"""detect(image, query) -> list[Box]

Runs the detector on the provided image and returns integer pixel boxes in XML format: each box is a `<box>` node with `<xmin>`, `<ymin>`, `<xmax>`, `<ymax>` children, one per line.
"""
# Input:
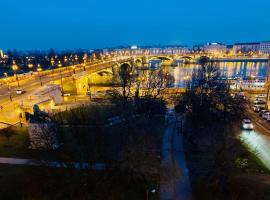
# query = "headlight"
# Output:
<box><xmin>243</xmin><ymin>124</ymin><xmax>248</xmax><ymax>129</ymax></box>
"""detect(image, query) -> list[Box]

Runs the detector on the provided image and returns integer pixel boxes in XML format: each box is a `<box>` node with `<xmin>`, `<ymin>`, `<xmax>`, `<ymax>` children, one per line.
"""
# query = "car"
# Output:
<box><xmin>259</xmin><ymin>109</ymin><xmax>268</xmax><ymax>117</ymax></box>
<box><xmin>262</xmin><ymin>112</ymin><xmax>270</xmax><ymax>120</ymax></box>
<box><xmin>256</xmin><ymin>94</ymin><xmax>266</xmax><ymax>99</ymax></box>
<box><xmin>267</xmin><ymin>115</ymin><xmax>270</xmax><ymax>122</ymax></box>
<box><xmin>16</xmin><ymin>89</ymin><xmax>26</xmax><ymax>94</ymax></box>
<box><xmin>253</xmin><ymin>105</ymin><xmax>263</xmax><ymax>112</ymax></box>
<box><xmin>241</xmin><ymin>119</ymin><xmax>254</xmax><ymax>130</ymax></box>
<box><xmin>254</xmin><ymin>100</ymin><xmax>266</xmax><ymax>105</ymax></box>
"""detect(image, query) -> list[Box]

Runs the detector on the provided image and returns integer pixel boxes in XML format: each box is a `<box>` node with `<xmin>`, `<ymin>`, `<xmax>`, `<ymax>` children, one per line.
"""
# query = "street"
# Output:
<box><xmin>240</xmin><ymin>110</ymin><xmax>270</xmax><ymax>169</ymax></box>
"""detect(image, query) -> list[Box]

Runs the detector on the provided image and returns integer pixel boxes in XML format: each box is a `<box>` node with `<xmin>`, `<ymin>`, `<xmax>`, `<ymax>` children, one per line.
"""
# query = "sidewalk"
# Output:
<box><xmin>0</xmin><ymin>157</ymin><xmax>106</xmax><ymax>170</ymax></box>
<box><xmin>160</xmin><ymin>110</ymin><xmax>192</xmax><ymax>200</ymax></box>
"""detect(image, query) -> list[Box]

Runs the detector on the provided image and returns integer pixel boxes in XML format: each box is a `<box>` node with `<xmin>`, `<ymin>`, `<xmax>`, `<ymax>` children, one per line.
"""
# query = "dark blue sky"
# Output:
<box><xmin>1</xmin><ymin>0</ymin><xmax>270</xmax><ymax>50</ymax></box>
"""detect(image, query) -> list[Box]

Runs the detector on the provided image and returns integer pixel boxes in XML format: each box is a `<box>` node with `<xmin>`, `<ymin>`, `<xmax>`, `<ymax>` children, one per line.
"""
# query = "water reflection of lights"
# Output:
<box><xmin>240</xmin><ymin>130</ymin><xmax>270</xmax><ymax>169</ymax></box>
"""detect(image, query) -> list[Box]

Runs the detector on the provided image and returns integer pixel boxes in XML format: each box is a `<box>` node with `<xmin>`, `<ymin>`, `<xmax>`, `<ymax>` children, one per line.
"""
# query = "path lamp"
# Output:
<box><xmin>28</xmin><ymin>63</ymin><xmax>33</xmax><ymax>76</ymax></box>
<box><xmin>11</xmin><ymin>61</ymin><xmax>20</xmax><ymax>88</ymax></box>
<box><xmin>64</xmin><ymin>56</ymin><xmax>68</xmax><ymax>70</ymax></box>
<box><xmin>3</xmin><ymin>72</ymin><xmax>9</xmax><ymax>88</ymax></box>
<box><xmin>83</xmin><ymin>53</ymin><xmax>87</xmax><ymax>71</ymax></box>
<box><xmin>72</xmin><ymin>65</ymin><xmax>76</xmax><ymax>74</ymax></box>
<box><xmin>37</xmin><ymin>64</ymin><xmax>43</xmax><ymax>86</ymax></box>
<box><xmin>3</xmin><ymin>72</ymin><xmax>12</xmax><ymax>102</ymax></box>
<box><xmin>58</xmin><ymin>62</ymin><xmax>64</xmax><ymax>96</ymax></box>
<box><xmin>50</xmin><ymin>58</ymin><xmax>55</xmax><ymax>73</ymax></box>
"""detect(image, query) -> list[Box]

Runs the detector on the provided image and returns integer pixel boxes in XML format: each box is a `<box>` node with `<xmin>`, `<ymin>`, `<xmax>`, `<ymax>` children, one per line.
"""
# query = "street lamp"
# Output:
<box><xmin>72</xmin><ymin>65</ymin><xmax>76</xmax><ymax>74</ymax></box>
<box><xmin>64</xmin><ymin>56</ymin><xmax>68</xmax><ymax>70</ymax></box>
<box><xmin>50</xmin><ymin>58</ymin><xmax>55</xmax><ymax>73</ymax></box>
<box><xmin>37</xmin><ymin>64</ymin><xmax>43</xmax><ymax>86</ymax></box>
<box><xmin>83</xmin><ymin>53</ymin><xmax>87</xmax><ymax>71</ymax></box>
<box><xmin>58</xmin><ymin>62</ymin><xmax>64</xmax><ymax>96</ymax></box>
<box><xmin>4</xmin><ymin>72</ymin><xmax>12</xmax><ymax>102</ymax></box>
<box><xmin>28</xmin><ymin>63</ymin><xmax>33</xmax><ymax>75</ymax></box>
<box><xmin>11</xmin><ymin>61</ymin><xmax>20</xmax><ymax>88</ymax></box>
<box><xmin>28</xmin><ymin>63</ymin><xmax>33</xmax><ymax>70</ymax></box>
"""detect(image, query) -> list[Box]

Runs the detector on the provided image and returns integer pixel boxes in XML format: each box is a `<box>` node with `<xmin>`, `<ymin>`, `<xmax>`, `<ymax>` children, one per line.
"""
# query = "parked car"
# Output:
<box><xmin>256</xmin><ymin>94</ymin><xmax>266</xmax><ymax>99</ymax></box>
<box><xmin>253</xmin><ymin>105</ymin><xmax>263</xmax><ymax>112</ymax></box>
<box><xmin>16</xmin><ymin>89</ymin><xmax>26</xmax><ymax>94</ymax></box>
<box><xmin>262</xmin><ymin>112</ymin><xmax>270</xmax><ymax>120</ymax></box>
<box><xmin>241</xmin><ymin>119</ymin><xmax>254</xmax><ymax>130</ymax></box>
<box><xmin>254</xmin><ymin>100</ymin><xmax>266</xmax><ymax>105</ymax></box>
<box><xmin>259</xmin><ymin>109</ymin><xmax>268</xmax><ymax>117</ymax></box>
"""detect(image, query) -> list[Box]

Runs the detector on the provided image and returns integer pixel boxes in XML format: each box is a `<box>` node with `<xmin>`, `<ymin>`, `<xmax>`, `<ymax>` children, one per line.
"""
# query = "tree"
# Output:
<box><xmin>118</xmin><ymin>63</ymin><xmax>132</xmax><ymax>102</ymax></box>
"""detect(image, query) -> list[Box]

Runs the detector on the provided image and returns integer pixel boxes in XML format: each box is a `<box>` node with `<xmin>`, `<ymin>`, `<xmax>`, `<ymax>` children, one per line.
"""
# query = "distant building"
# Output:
<box><xmin>259</xmin><ymin>41</ymin><xmax>270</xmax><ymax>55</ymax></box>
<box><xmin>204</xmin><ymin>43</ymin><xmax>227</xmax><ymax>55</ymax></box>
<box><xmin>149</xmin><ymin>46</ymin><xmax>189</xmax><ymax>55</ymax></box>
<box><xmin>233</xmin><ymin>42</ymin><xmax>260</xmax><ymax>53</ymax></box>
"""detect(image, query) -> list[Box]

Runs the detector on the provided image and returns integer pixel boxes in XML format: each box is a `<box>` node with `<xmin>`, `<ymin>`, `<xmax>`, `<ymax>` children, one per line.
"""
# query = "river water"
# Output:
<box><xmin>159</xmin><ymin>61</ymin><xmax>268</xmax><ymax>88</ymax></box>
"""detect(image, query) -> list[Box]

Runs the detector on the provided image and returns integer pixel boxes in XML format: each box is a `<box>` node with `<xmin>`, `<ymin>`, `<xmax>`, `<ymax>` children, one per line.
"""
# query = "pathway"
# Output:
<box><xmin>0</xmin><ymin>157</ymin><xmax>106</xmax><ymax>170</ymax></box>
<box><xmin>160</xmin><ymin>109</ymin><xmax>192</xmax><ymax>200</ymax></box>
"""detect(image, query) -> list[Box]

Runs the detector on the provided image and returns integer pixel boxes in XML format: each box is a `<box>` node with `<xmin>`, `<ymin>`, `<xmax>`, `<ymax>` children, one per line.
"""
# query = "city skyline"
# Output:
<box><xmin>1</xmin><ymin>0</ymin><xmax>270</xmax><ymax>50</ymax></box>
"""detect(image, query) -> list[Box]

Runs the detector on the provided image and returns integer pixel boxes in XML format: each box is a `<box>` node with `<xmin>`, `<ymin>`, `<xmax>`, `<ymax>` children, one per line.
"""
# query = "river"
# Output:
<box><xmin>159</xmin><ymin>61</ymin><xmax>268</xmax><ymax>88</ymax></box>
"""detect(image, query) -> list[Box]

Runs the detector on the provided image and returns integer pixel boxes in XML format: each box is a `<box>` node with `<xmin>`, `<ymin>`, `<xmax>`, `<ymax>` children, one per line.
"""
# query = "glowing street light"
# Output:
<box><xmin>83</xmin><ymin>53</ymin><xmax>87</xmax><ymax>71</ymax></box>
<box><xmin>50</xmin><ymin>58</ymin><xmax>55</xmax><ymax>73</ymax></box>
<box><xmin>11</xmin><ymin>61</ymin><xmax>20</xmax><ymax>88</ymax></box>
<box><xmin>37</xmin><ymin>64</ymin><xmax>43</xmax><ymax>86</ymax></box>
<box><xmin>28</xmin><ymin>63</ymin><xmax>33</xmax><ymax>69</ymax></box>
<box><xmin>72</xmin><ymin>65</ymin><xmax>76</xmax><ymax>74</ymax></box>
<box><xmin>58</xmin><ymin>62</ymin><xmax>64</xmax><ymax>95</ymax></box>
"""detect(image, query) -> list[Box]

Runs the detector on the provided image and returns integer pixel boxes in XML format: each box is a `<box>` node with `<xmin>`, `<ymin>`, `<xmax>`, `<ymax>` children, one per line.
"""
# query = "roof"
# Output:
<box><xmin>234</xmin><ymin>42</ymin><xmax>260</xmax><ymax>45</ymax></box>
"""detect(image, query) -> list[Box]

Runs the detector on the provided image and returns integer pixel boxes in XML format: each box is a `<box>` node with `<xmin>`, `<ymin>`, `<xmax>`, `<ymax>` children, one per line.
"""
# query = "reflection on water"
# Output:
<box><xmin>240</xmin><ymin>130</ymin><xmax>270</xmax><ymax>170</ymax></box>
<box><xmin>162</xmin><ymin>62</ymin><xmax>268</xmax><ymax>88</ymax></box>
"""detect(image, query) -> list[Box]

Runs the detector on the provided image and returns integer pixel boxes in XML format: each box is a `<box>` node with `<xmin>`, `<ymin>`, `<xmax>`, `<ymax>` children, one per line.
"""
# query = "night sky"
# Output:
<box><xmin>1</xmin><ymin>0</ymin><xmax>270</xmax><ymax>50</ymax></box>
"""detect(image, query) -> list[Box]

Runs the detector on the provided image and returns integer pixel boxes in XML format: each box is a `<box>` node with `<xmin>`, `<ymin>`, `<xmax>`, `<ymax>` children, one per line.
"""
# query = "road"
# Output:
<box><xmin>160</xmin><ymin>109</ymin><xmax>192</xmax><ymax>200</ymax></box>
<box><xmin>240</xmin><ymin>110</ymin><xmax>270</xmax><ymax>169</ymax></box>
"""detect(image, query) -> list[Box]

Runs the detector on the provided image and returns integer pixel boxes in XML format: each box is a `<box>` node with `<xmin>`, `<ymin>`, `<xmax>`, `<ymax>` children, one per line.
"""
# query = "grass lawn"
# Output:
<box><xmin>0</xmin><ymin>164</ymin><xmax>147</xmax><ymax>200</ymax></box>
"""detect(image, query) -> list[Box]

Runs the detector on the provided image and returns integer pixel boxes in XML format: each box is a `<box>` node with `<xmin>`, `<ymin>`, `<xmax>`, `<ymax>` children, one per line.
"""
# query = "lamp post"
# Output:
<box><xmin>64</xmin><ymin>56</ymin><xmax>68</xmax><ymax>70</ymax></box>
<box><xmin>3</xmin><ymin>72</ymin><xmax>12</xmax><ymax>101</ymax></box>
<box><xmin>28</xmin><ymin>63</ymin><xmax>33</xmax><ymax>76</ymax></box>
<box><xmin>72</xmin><ymin>65</ymin><xmax>76</xmax><ymax>74</ymax></box>
<box><xmin>58</xmin><ymin>62</ymin><xmax>64</xmax><ymax>96</ymax></box>
<box><xmin>11</xmin><ymin>61</ymin><xmax>20</xmax><ymax>88</ymax></box>
<box><xmin>37</xmin><ymin>64</ymin><xmax>43</xmax><ymax>86</ymax></box>
<box><xmin>83</xmin><ymin>53</ymin><xmax>87</xmax><ymax>71</ymax></box>
<box><xmin>50</xmin><ymin>58</ymin><xmax>55</xmax><ymax>73</ymax></box>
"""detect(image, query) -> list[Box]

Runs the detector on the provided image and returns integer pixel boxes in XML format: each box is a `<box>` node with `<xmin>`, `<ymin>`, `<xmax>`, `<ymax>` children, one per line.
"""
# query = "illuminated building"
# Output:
<box><xmin>259</xmin><ymin>41</ymin><xmax>270</xmax><ymax>55</ymax></box>
<box><xmin>233</xmin><ymin>42</ymin><xmax>260</xmax><ymax>53</ymax></box>
<box><xmin>203</xmin><ymin>43</ymin><xmax>227</xmax><ymax>56</ymax></box>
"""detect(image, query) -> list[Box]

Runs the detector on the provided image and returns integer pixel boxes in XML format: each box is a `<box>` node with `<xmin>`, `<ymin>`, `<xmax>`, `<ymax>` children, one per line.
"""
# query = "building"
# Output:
<box><xmin>233</xmin><ymin>42</ymin><xmax>260</xmax><ymax>53</ymax></box>
<box><xmin>204</xmin><ymin>43</ymin><xmax>227</xmax><ymax>55</ymax></box>
<box><xmin>149</xmin><ymin>46</ymin><xmax>189</xmax><ymax>55</ymax></box>
<box><xmin>259</xmin><ymin>41</ymin><xmax>270</xmax><ymax>55</ymax></box>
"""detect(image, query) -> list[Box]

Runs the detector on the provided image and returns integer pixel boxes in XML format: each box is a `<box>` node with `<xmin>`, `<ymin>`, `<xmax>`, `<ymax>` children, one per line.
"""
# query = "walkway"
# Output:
<box><xmin>0</xmin><ymin>157</ymin><xmax>106</xmax><ymax>170</ymax></box>
<box><xmin>160</xmin><ymin>110</ymin><xmax>192</xmax><ymax>200</ymax></box>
